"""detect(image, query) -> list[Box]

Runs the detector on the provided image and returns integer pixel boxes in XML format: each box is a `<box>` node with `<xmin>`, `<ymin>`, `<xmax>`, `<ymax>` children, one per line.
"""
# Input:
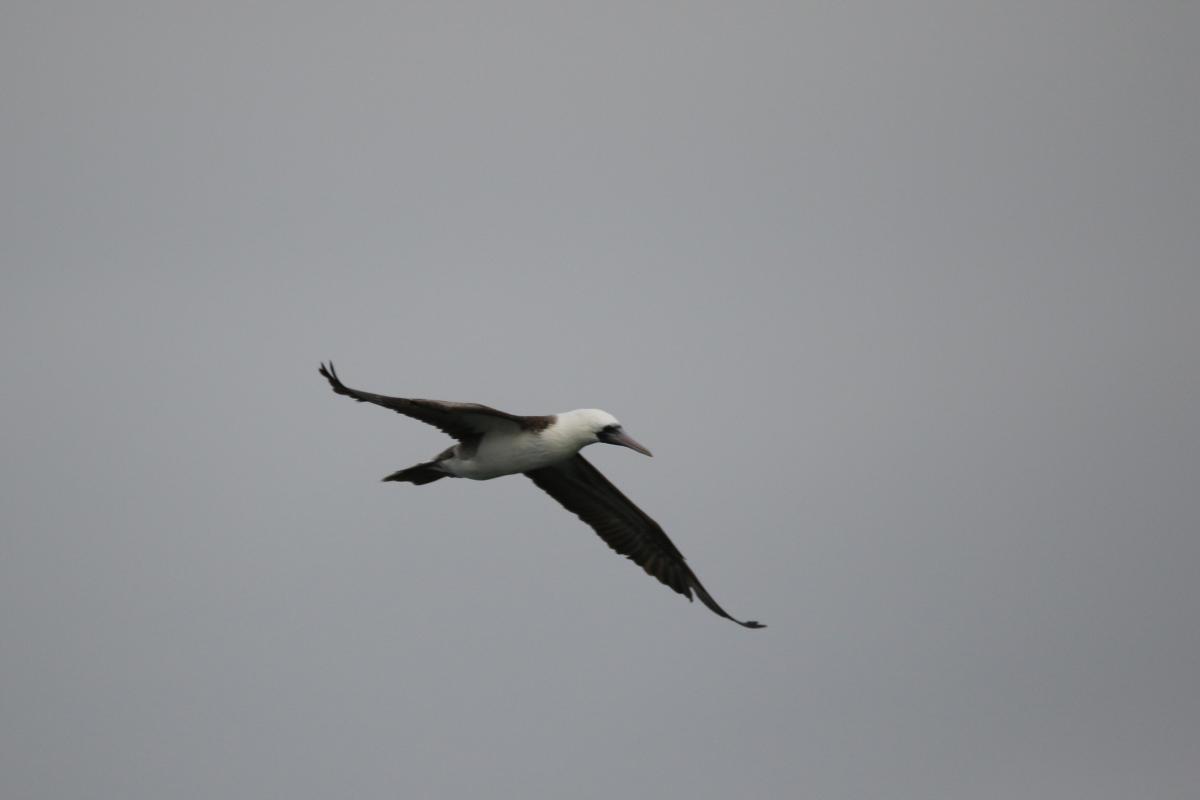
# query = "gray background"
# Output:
<box><xmin>3</xmin><ymin>2</ymin><xmax>1197</xmax><ymax>798</ymax></box>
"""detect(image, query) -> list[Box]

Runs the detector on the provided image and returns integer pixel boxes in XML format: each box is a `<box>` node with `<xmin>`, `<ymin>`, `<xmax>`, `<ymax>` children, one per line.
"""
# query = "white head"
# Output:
<box><xmin>554</xmin><ymin>409</ymin><xmax>654</xmax><ymax>457</ymax></box>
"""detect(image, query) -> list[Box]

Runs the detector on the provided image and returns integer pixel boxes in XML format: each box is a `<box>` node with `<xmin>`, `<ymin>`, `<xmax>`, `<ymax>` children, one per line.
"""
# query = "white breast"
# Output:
<box><xmin>442</xmin><ymin>429</ymin><xmax>577</xmax><ymax>480</ymax></box>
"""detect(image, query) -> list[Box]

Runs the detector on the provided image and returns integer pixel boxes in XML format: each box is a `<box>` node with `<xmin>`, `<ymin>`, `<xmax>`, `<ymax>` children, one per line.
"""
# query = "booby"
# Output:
<box><xmin>318</xmin><ymin>363</ymin><xmax>764</xmax><ymax>629</ymax></box>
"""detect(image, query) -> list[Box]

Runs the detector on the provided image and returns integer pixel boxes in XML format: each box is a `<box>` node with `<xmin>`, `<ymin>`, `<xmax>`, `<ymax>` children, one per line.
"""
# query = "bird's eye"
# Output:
<box><xmin>601</xmin><ymin>424</ymin><xmax>619</xmax><ymax>434</ymax></box>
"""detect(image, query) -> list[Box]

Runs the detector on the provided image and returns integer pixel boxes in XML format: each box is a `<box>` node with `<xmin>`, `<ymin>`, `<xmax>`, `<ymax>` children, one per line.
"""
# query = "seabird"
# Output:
<box><xmin>318</xmin><ymin>362</ymin><xmax>764</xmax><ymax>629</ymax></box>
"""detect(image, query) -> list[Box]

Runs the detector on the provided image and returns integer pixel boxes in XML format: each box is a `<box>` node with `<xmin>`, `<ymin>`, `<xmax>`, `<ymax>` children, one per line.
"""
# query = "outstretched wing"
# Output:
<box><xmin>525</xmin><ymin>455</ymin><xmax>764</xmax><ymax>629</ymax></box>
<box><xmin>319</xmin><ymin>362</ymin><xmax>551</xmax><ymax>441</ymax></box>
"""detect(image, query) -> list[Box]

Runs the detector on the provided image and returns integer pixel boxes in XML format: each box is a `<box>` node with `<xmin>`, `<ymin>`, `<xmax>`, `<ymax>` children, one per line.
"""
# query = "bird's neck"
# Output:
<box><xmin>544</xmin><ymin>410</ymin><xmax>598</xmax><ymax>454</ymax></box>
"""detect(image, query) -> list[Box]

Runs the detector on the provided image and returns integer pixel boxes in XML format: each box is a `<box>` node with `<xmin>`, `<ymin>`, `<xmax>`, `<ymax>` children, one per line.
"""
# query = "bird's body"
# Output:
<box><xmin>434</xmin><ymin>410</ymin><xmax>621</xmax><ymax>480</ymax></box>
<box><xmin>318</xmin><ymin>362</ymin><xmax>763</xmax><ymax>628</ymax></box>
<box><xmin>440</xmin><ymin>428</ymin><xmax>560</xmax><ymax>480</ymax></box>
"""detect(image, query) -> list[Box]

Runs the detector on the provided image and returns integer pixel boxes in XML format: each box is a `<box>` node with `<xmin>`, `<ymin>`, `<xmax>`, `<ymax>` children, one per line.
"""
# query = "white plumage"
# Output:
<box><xmin>442</xmin><ymin>409</ymin><xmax>622</xmax><ymax>479</ymax></box>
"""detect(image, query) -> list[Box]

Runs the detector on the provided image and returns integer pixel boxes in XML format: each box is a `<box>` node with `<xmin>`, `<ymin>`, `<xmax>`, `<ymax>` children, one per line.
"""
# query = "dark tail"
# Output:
<box><xmin>382</xmin><ymin>462</ymin><xmax>447</xmax><ymax>486</ymax></box>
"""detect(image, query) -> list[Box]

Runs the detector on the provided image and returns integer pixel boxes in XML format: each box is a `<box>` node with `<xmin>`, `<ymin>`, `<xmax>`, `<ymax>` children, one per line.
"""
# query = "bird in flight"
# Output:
<box><xmin>318</xmin><ymin>362</ymin><xmax>764</xmax><ymax>628</ymax></box>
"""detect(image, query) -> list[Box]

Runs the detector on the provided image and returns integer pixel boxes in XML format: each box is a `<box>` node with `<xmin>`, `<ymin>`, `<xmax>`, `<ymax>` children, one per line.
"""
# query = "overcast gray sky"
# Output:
<box><xmin>3</xmin><ymin>3</ymin><xmax>1198</xmax><ymax>798</ymax></box>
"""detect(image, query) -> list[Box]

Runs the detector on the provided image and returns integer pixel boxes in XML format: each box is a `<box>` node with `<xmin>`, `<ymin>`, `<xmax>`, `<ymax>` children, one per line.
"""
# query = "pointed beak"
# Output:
<box><xmin>600</xmin><ymin>429</ymin><xmax>653</xmax><ymax>457</ymax></box>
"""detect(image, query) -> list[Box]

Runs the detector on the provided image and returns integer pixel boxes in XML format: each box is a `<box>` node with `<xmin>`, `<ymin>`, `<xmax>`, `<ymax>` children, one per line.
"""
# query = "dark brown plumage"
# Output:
<box><xmin>319</xmin><ymin>362</ymin><xmax>554</xmax><ymax>439</ymax></box>
<box><xmin>526</xmin><ymin>455</ymin><xmax>764</xmax><ymax>629</ymax></box>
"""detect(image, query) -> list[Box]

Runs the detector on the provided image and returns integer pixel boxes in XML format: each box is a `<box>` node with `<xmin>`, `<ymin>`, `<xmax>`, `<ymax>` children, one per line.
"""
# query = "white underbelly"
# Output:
<box><xmin>442</xmin><ymin>432</ymin><xmax>570</xmax><ymax>480</ymax></box>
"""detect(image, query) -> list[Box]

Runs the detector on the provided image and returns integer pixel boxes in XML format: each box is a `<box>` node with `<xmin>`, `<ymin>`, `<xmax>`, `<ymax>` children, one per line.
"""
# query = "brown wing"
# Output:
<box><xmin>319</xmin><ymin>362</ymin><xmax>551</xmax><ymax>442</ymax></box>
<box><xmin>525</xmin><ymin>455</ymin><xmax>764</xmax><ymax>629</ymax></box>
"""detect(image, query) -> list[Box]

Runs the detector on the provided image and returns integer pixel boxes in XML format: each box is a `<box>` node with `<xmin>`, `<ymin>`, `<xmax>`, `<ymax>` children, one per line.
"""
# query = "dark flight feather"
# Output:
<box><xmin>525</xmin><ymin>455</ymin><xmax>764</xmax><ymax>629</ymax></box>
<box><xmin>319</xmin><ymin>362</ymin><xmax>552</xmax><ymax>441</ymax></box>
